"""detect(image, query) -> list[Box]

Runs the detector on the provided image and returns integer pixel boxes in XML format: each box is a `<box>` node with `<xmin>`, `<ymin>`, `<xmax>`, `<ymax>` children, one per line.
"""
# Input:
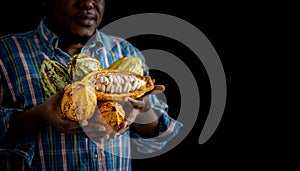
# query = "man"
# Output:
<box><xmin>0</xmin><ymin>0</ymin><xmax>182</xmax><ymax>170</ymax></box>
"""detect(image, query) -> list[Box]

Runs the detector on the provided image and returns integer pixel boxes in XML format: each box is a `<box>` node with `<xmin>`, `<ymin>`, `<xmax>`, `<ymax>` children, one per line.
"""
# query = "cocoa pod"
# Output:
<box><xmin>81</xmin><ymin>70</ymin><xmax>155</xmax><ymax>101</ymax></box>
<box><xmin>39</xmin><ymin>59</ymin><xmax>71</xmax><ymax>98</ymax></box>
<box><xmin>67</xmin><ymin>53</ymin><xmax>102</xmax><ymax>81</ymax></box>
<box><xmin>61</xmin><ymin>81</ymin><xmax>97</xmax><ymax>121</ymax></box>
<box><xmin>95</xmin><ymin>101</ymin><xmax>125</xmax><ymax>133</ymax></box>
<box><xmin>107</xmin><ymin>56</ymin><xmax>144</xmax><ymax>76</ymax></box>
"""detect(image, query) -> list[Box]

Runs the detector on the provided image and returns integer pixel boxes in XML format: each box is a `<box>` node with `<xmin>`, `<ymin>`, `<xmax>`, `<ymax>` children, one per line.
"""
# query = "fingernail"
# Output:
<box><xmin>105</xmin><ymin>134</ymin><xmax>110</xmax><ymax>140</ymax></box>
<box><xmin>122</xmin><ymin>97</ymin><xmax>128</xmax><ymax>102</ymax></box>
<box><xmin>64</xmin><ymin>84</ymin><xmax>71</xmax><ymax>90</ymax></box>
<box><xmin>98</xmin><ymin>125</ymin><xmax>106</xmax><ymax>131</ymax></box>
<box><xmin>81</xmin><ymin>120</ymin><xmax>88</xmax><ymax>126</ymax></box>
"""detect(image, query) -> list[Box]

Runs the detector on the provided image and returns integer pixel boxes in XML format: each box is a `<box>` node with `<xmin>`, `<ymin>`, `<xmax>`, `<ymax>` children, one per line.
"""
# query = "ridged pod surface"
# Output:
<box><xmin>107</xmin><ymin>56</ymin><xmax>144</xmax><ymax>76</ymax></box>
<box><xmin>61</xmin><ymin>81</ymin><xmax>97</xmax><ymax>121</ymax></box>
<box><xmin>82</xmin><ymin>70</ymin><xmax>154</xmax><ymax>101</ymax></box>
<box><xmin>95</xmin><ymin>101</ymin><xmax>125</xmax><ymax>132</ymax></box>
<box><xmin>67</xmin><ymin>53</ymin><xmax>102</xmax><ymax>81</ymax></box>
<box><xmin>39</xmin><ymin>59</ymin><xmax>71</xmax><ymax>98</ymax></box>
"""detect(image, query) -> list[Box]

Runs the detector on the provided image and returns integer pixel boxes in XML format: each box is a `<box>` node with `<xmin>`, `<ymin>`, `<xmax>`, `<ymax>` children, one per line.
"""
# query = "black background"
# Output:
<box><xmin>0</xmin><ymin>0</ymin><xmax>292</xmax><ymax>170</ymax></box>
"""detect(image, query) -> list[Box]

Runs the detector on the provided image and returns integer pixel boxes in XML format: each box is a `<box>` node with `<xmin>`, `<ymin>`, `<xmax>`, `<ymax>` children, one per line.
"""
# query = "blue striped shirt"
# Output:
<box><xmin>0</xmin><ymin>18</ymin><xmax>182</xmax><ymax>170</ymax></box>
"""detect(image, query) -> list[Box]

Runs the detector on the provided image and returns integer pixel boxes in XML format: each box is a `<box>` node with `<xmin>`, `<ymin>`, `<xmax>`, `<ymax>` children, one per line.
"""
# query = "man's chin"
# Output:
<box><xmin>72</xmin><ymin>28</ymin><xmax>96</xmax><ymax>39</ymax></box>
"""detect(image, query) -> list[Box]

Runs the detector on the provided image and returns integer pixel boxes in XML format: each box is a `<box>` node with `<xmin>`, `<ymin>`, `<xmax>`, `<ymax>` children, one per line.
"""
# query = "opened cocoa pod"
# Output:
<box><xmin>81</xmin><ymin>70</ymin><xmax>155</xmax><ymax>101</ymax></box>
<box><xmin>61</xmin><ymin>81</ymin><xmax>97</xmax><ymax>121</ymax></box>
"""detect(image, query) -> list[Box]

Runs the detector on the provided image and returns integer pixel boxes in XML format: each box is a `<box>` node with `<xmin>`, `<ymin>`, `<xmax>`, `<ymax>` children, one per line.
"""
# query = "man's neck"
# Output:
<box><xmin>59</xmin><ymin>42</ymin><xmax>85</xmax><ymax>56</ymax></box>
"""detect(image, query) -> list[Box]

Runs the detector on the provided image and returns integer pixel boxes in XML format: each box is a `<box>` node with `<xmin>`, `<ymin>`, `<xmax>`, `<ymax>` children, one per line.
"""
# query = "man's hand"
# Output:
<box><xmin>38</xmin><ymin>87</ymin><xmax>83</xmax><ymax>134</ymax></box>
<box><xmin>117</xmin><ymin>85</ymin><xmax>165</xmax><ymax>137</ymax></box>
<box><xmin>41</xmin><ymin>86</ymin><xmax>109</xmax><ymax>140</ymax></box>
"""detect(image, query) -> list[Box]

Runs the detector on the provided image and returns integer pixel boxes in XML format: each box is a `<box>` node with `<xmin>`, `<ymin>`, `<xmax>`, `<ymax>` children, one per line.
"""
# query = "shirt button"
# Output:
<box><xmin>94</xmin><ymin>154</ymin><xmax>98</xmax><ymax>158</ymax></box>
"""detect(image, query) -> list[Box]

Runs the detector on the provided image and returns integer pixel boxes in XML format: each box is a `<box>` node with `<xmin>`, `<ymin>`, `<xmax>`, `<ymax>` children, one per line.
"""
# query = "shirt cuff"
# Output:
<box><xmin>130</xmin><ymin>112</ymin><xmax>183</xmax><ymax>154</ymax></box>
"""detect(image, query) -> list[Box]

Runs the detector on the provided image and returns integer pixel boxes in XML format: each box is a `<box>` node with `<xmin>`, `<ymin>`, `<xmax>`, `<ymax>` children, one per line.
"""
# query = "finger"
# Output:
<box><xmin>64</xmin><ymin>84</ymin><xmax>71</xmax><ymax>91</ymax></box>
<box><xmin>82</xmin><ymin>125</ymin><xmax>107</xmax><ymax>140</ymax></box>
<box><xmin>81</xmin><ymin>123</ymin><xmax>107</xmax><ymax>131</ymax></box>
<box><xmin>120</xmin><ymin>120</ymin><xmax>130</xmax><ymax>129</ymax></box>
<box><xmin>57</xmin><ymin>120</ymin><xmax>83</xmax><ymax>134</ymax></box>
<box><xmin>107</xmin><ymin>132</ymin><xmax>118</xmax><ymax>140</ymax></box>
<box><xmin>135</xmin><ymin>84</ymin><xmax>165</xmax><ymax>98</ymax></box>
<box><xmin>47</xmin><ymin>86</ymin><xmax>68</xmax><ymax>109</ymax></box>
<box><xmin>69</xmin><ymin>127</ymin><xmax>85</xmax><ymax>134</ymax></box>
<box><xmin>54</xmin><ymin>85</ymin><xmax>68</xmax><ymax>100</ymax></box>
<box><xmin>151</xmin><ymin>85</ymin><xmax>165</xmax><ymax>94</ymax></box>
<box><xmin>88</xmin><ymin>131</ymin><xmax>107</xmax><ymax>141</ymax></box>
<box><xmin>65</xmin><ymin>122</ymin><xmax>82</xmax><ymax>130</ymax></box>
<box><xmin>125</xmin><ymin>109</ymin><xmax>139</xmax><ymax>124</ymax></box>
<box><xmin>60</xmin><ymin>121</ymin><xmax>82</xmax><ymax>132</ymax></box>
<box><xmin>118</xmin><ymin>125</ymin><xmax>129</xmax><ymax>135</ymax></box>
<box><xmin>85</xmin><ymin>129</ymin><xmax>106</xmax><ymax>135</ymax></box>
<box><xmin>119</xmin><ymin>121</ymin><xmax>127</xmax><ymax>129</ymax></box>
<box><xmin>125</xmin><ymin>97</ymin><xmax>146</xmax><ymax>109</ymax></box>
<box><xmin>104</xmin><ymin>134</ymin><xmax>110</xmax><ymax>140</ymax></box>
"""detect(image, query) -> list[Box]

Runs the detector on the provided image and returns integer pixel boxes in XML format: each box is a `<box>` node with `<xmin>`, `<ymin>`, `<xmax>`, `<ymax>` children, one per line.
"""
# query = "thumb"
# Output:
<box><xmin>53</xmin><ymin>84</ymin><xmax>70</xmax><ymax>101</ymax></box>
<box><xmin>151</xmin><ymin>85</ymin><xmax>165</xmax><ymax>94</ymax></box>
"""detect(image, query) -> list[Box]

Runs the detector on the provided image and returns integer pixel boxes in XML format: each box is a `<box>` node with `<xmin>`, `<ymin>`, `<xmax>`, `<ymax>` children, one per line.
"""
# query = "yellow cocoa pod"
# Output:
<box><xmin>95</xmin><ymin>101</ymin><xmax>125</xmax><ymax>133</ymax></box>
<box><xmin>67</xmin><ymin>53</ymin><xmax>102</xmax><ymax>81</ymax></box>
<box><xmin>81</xmin><ymin>70</ymin><xmax>154</xmax><ymax>101</ymax></box>
<box><xmin>107</xmin><ymin>56</ymin><xmax>144</xmax><ymax>75</ymax></box>
<box><xmin>61</xmin><ymin>81</ymin><xmax>97</xmax><ymax>121</ymax></box>
<box><xmin>39</xmin><ymin>59</ymin><xmax>71</xmax><ymax>98</ymax></box>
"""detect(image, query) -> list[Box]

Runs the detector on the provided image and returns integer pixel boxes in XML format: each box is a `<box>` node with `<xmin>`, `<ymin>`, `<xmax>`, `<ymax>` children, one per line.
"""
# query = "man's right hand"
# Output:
<box><xmin>38</xmin><ymin>87</ymin><xmax>84</xmax><ymax>134</ymax></box>
<box><xmin>41</xmin><ymin>87</ymin><xmax>114</xmax><ymax>141</ymax></box>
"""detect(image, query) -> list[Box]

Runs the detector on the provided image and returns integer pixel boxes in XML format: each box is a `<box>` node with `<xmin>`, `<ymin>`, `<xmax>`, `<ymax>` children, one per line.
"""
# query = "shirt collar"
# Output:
<box><xmin>37</xmin><ymin>17</ymin><xmax>59</xmax><ymax>58</ymax></box>
<box><xmin>81</xmin><ymin>30</ymin><xmax>104</xmax><ymax>56</ymax></box>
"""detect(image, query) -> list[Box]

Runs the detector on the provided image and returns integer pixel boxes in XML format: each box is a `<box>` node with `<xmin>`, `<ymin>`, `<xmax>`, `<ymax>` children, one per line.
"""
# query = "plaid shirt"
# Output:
<box><xmin>0</xmin><ymin>17</ymin><xmax>182</xmax><ymax>171</ymax></box>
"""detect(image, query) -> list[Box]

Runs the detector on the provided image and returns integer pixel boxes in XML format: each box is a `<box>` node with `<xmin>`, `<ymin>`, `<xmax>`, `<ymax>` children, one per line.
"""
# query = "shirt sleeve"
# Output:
<box><xmin>0</xmin><ymin>58</ymin><xmax>37</xmax><ymax>165</ymax></box>
<box><xmin>129</xmin><ymin>94</ymin><xmax>183</xmax><ymax>154</ymax></box>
